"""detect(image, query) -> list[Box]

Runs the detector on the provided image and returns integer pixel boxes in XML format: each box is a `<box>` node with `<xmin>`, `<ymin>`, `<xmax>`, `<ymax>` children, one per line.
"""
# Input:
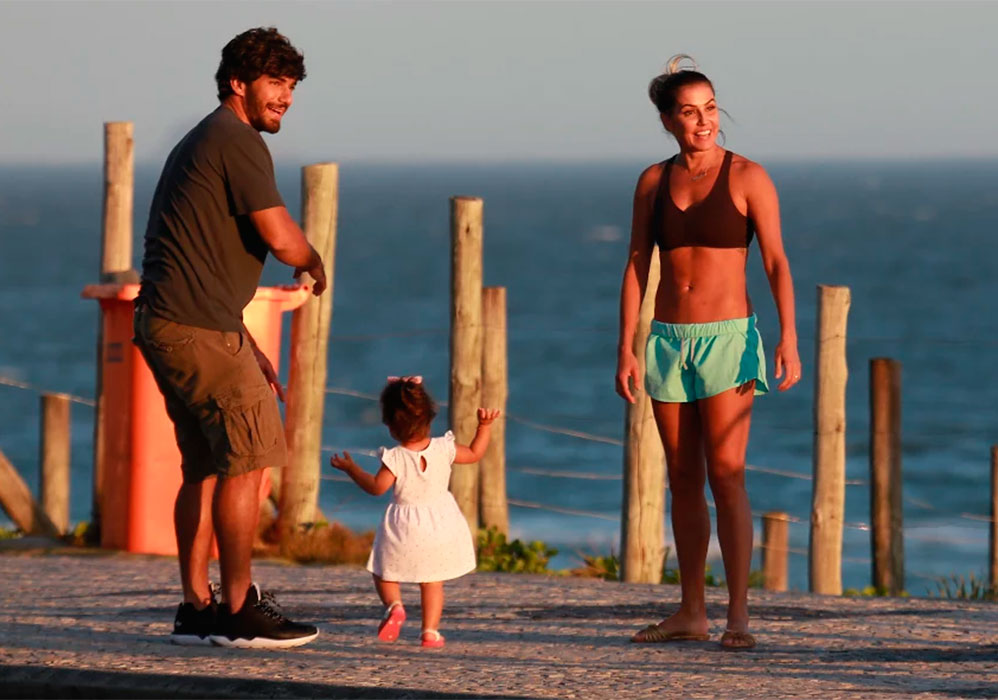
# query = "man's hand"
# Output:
<box><xmin>253</xmin><ymin>345</ymin><xmax>286</xmax><ymax>402</ymax></box>
<box><xmin>294</xmin><ymin>256</ymin><xmax>327</xmax><ymax>296</ymax></box>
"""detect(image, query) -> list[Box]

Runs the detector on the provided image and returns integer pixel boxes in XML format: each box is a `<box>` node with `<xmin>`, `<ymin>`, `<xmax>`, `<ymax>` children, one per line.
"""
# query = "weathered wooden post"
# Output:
<box><xmin>479</xmin><ymin>286</ymin><xmax>509</xmax><ymax>535</ymax></box>
<box><xmin>40</xmin><ymin>393</ymin><xmax>71</xmax><ymax>535</ymax></box>
<box><xmin>93</xmin><ymin>121</ymin><xmax>137</xmax><ymax>531</ymax></box>
<box><xmin>870</xmin><ymin>358</ymin><xmax>904</xmax><ymax>595</ymax></box>
<box><xmin>449</xmin><ymin>196</ymin><xmax>484</xmax><ymax>531</ymax></box>
<box><xmin>809</xmin><ymin>284</ymin><xmax>850</xmax><ymax>595</ymax></box>
<box><xmin>989</xmin><ymin>445</ymin><xmax>997</xmax><ymax>591</ymax></box>
<box><xmin>762</xmin><ymin>511</ymin><xmax>790</xmax><ymax>592</ymax></box>
<box><xmin>621</xmin><ymin>251</ymin><xmax>666</xmax><ymax>583</ymax></box>
<box><xmin>279</xmin><ymin>163</ymin><xmax>338</xmax><ymax>547</ymax></box>
<box><xmin>0</xmin><ymin>449</ymin><xmax>59</xmax><ymax>537</ymax></box>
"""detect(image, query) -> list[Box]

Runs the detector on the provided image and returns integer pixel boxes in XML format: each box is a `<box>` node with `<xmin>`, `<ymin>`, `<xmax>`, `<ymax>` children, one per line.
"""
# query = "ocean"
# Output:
<box><xmin>1</xmin><ymin>159</ymin><xmax>996</xmax><ymax>593</ymax></box>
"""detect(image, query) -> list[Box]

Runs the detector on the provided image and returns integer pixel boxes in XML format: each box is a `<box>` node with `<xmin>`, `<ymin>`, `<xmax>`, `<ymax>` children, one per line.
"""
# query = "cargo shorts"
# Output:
<box><xmin>132</xmin><ymin>304</ymin><xmax>288</xmax><ymax>483</ymax></box>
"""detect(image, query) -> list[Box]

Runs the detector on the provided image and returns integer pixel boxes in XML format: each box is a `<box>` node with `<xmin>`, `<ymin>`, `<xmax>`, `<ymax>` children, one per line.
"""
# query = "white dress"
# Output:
<box><xmin>365</xmin><ymin>431</ymin><xmax>477</xmax><ymax>583</ymax></box>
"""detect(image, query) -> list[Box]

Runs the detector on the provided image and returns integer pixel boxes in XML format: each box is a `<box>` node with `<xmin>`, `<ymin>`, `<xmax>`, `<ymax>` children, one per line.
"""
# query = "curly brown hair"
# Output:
<box><xmin>215</xmin><ymin>27</ymin><xmax>306</xmax><ymax>101</ymax></box>
<box><xmin>380</xmin><ymin>379</ymin><xmax>437</xmax><ymax>443</ymax></box>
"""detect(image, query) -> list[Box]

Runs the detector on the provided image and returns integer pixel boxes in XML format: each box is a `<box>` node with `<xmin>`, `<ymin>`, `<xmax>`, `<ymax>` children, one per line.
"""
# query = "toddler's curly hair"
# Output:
<box><xmin>380</xmin><ymin>379</ymin><xmax>437</xmax><ymax>443</ymax></box>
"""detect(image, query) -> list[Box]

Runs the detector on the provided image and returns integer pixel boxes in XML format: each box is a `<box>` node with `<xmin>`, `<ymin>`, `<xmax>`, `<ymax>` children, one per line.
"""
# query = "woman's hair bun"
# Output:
<box><xmin>648</xmin><ymin>54</ymin><xmax>713</xmax><ymax>116</ymax></box>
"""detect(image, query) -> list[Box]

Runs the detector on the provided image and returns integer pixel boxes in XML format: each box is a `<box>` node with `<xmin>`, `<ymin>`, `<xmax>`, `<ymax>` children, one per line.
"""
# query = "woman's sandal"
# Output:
<box><xmin>631</xmin><ymin>624</ymin><xmax>711</xmax><ymax>643</ymax></box>
<box><xmin>719</xmin><ymin>628</ymin><xmax>756</xmax><ymax>650</ymax></box>
<box><xmin>421</xmin><ymin>629</ymin><xmax>445</xmax><ymax>648</ymax></box>
<box><xmin>377</xmin><ymin>601</ymin><xmax>406</xmax><ymax>642</ymax></box>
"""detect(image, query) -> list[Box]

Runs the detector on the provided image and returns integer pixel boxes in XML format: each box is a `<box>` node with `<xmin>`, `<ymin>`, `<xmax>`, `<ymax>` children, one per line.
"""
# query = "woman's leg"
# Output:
<box><xmin>373</xmin><ymin>575</ymin><xmax>402</xmax><ymax>607</ymax></box>
<box><xmin>646</xmin><ymin>399</ymin><xmax>709</xmax><ymax>635</ymax></box>
<box><xmin>419</xmin><ymin>582</ymin><xmax>444</xmax><ymax>631</ymax></box>
<box><xmin>698</xmin><ymin>383</ymin><xmax>755</xmax><ymax>635</ymax></box>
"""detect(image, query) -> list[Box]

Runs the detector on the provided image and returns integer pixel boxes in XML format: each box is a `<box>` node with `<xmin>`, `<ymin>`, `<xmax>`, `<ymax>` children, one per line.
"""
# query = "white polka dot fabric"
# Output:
<box><xmin>365</xmin><ymin>431</ymin><xmax>477</xmax><ymax>583</ymax></box>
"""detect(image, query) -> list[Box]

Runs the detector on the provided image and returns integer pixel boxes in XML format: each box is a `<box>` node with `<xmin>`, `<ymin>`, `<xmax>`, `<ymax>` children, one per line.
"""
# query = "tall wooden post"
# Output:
<box><xmin>809</xmin><ymin>284</ymin><xmax>850</xmax><ymax>594</ymax></box>
<box><xmin>762</xmin><ymin>511</ymin><xmax>790</xmax><ymax>592</ymax></box>
<box><xmin>279</xmin><ymin>163</ymin><xmax>338</xmax><ymax>546</ymax></box>
<box><xmin>40</xmin><ymin>393</ymin><xmax>71</xmax><ymax>535</ymax></box>
<box><xmin>621</xmin><ymin>252</ymin><xmax>666</xmax><ymax>583</ymax></box>
<box><xmin>870</xmin><ymin>358</ymin><xmax>904</xmax><ymax>595</ymax></box>
<box><xmin>989</xmin><ymin>446</ymin><xmax>997</xmax><ymax>591</ymax></box>
<box><xmin>449</xmin><ymin>196</ymin><xmax>484</xmax><ymax>531</ymax></box>
<box><xmin>479</xmin><ymin>286</ymin><xmax>509</xmax><ymax>535</ymax></box>
<box><xmin>93</xmin><ymin>121</ymin><xmax>136</xmax><ymax>531</ymax></box>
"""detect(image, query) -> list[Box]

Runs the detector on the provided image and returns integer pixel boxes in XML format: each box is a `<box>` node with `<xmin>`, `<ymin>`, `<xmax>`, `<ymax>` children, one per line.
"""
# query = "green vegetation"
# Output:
<box><xmin>476</xmin><ymin>527</ymin><xmax>557</xmax><ymax>574</ymax></box>
<box><xmin>0</xmin><ymin>526</ymin><xmax>21</xmax><ymax>540</ymax></box>
<box><xmin>569</xmin><ymin>551</ymin><xmax>620</xmax><ymax>581</ymax></box>
<box><xmin>930</xmin><ymin>573</ymin><xmax>996</xmax><ymax>601</ymax></box>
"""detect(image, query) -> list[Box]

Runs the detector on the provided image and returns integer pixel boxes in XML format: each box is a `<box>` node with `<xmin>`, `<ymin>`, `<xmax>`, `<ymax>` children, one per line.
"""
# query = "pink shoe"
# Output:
<box><xmin>377</xmin><ymin>602</ymin><xmax>405</xmax><ymax>642</ymax></box>
<box><xmin>421</xmin><ymin>629</ymin><xmax>445</xmax><ymax>648</ymax></box>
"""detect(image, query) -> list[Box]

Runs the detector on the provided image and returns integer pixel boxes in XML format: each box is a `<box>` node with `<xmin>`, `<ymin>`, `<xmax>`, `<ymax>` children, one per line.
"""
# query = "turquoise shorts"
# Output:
<box><xmin>644</xmin><ymin>314</ymin><xmax>769</xmax><ymax>403</ymax></box>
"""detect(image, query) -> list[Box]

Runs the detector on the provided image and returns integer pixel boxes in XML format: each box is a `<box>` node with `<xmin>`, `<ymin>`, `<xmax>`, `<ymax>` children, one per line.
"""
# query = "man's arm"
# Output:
<box><xmin>248</xmin><ymin>206</ymin><xmax>327</xmax><ymax>296</ymax></box>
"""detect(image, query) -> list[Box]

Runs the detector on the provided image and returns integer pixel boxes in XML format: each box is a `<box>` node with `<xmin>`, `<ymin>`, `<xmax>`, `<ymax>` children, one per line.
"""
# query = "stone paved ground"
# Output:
<box><xmin>1</xmin><ymin>550</ymin><xmax>997</xmax><ymax>698</ymax></box>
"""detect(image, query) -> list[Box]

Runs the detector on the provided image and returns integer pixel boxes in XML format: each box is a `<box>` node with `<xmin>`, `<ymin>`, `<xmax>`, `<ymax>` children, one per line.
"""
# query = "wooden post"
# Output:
<box><xmin>762</xmin><ymin>511</ymin><xmax>790</xmax><ymax>592</ymax></box>
<box><xmin>40</xmin><ymin>393</ymin><xmax>71</xmax><ymax>535</ymax></box>
<box><xmin>279</xmin><ymin>163</ymin><xmax>339</xmax><ymax>547</ymax></box>
<box><xmin>449</xmin><ymin>196</ymin><xmax>484</xmax><ymax>531</ymax></box>
<box><xmin>989</xmin><ymin>445</ymin><xmax>997</xmax><ymax>591</ymax></box>
<box><xmin>93</xmin><ymin>121</ymin><xmax>137</xmax><ymax>532</ymax></box>
<box><xmin>809</xmin><ymin>284</ymin><xmax>850</xmax><ymax>595</ymax></box>
<box><xmin>870</xmin><ymin>358</ymin><xmax>904</xmax><ymax>595</ymax></box>
<box><xmin>100</xmin><ymin>122</ymin><xmax>137</xmax><ymax>283</ymax></box>
<box><xmin>479</xmin><ymin>286</ymin><xmax>509</xmax><ymax>535</ymax></box>
<box><xmin>0</xmin><ymin>449</ymin><xmax>59</xmax><ymax>537</ymax></box>
<box><xmin>621</xmin><ymin>251</ymin><xmax>666</xmax><ymax>583</ymax></box>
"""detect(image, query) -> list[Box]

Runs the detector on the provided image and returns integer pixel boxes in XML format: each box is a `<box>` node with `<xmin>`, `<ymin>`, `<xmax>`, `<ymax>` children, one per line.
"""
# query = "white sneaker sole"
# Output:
<box><xmin>170</xmin><ymin>633</ymin><xmax>213</xmax><ymax>646</ymax></box>
<box><xmin>209</xmin><ymin>630</ymin><xmax>319</xmax><ymax>649</ymax></box>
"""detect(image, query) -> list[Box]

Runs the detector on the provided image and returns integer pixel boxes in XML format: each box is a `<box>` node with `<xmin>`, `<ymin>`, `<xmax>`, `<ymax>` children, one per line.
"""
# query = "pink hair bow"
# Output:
<box><xmin>387</xmin><ymin>375</ymin><xmax>422</xmax><ymax>384</ymax></box>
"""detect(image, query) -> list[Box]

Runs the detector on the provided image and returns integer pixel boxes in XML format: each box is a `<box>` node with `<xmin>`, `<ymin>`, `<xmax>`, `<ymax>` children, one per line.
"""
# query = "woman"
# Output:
<box><xmin>615</xmin><ymin>56</ymin><xmax>801</xmax><ymax>650</ymax></box>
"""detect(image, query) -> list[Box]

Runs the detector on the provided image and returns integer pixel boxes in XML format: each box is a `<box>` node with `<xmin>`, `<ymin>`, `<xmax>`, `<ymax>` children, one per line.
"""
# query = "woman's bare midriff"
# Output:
<box><xmin>654</xmin><ymin>246</ymin><xmax>753</xmax><ymax>324</ymax></box>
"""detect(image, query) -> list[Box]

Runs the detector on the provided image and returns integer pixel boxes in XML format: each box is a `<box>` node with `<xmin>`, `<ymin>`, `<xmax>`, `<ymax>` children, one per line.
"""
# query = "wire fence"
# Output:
<box><xmin>2</xmin><ymin>364</ymin><xmax>995</xmax><ymax>577</ymax></box>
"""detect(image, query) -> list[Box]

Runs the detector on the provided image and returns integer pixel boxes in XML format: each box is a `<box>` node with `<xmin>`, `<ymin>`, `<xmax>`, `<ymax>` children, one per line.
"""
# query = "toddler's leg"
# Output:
<box><xmin>373</xmin><ymin>574</ymin><xmax>405</xmax><ymax>642</ymax></box>
<box><xmin>419</xmin><ymin>581</ymin><xmax>444</xmax><ymax>631</ymax></box>
<box><xmin>373</xmin><ymin>574</ymin><xmax>401</xmax><ymax>607</ymax></box>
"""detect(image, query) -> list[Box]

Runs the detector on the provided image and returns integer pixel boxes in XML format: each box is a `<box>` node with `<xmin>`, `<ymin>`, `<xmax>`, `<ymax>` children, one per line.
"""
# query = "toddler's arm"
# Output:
<box><xmin>329</xmin><ymin>451</ymin><xmax>396</xmax><ymax>496</ymax></box>
<box><xmin>454</xmin><ymin>408</ymin><xmax>501</xmax><ymax>464</ymax></box>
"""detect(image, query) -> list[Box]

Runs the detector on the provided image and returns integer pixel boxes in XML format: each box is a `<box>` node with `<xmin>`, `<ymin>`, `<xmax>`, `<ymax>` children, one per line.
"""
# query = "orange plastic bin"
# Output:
<box><xmin>81</xmin><ymin>283</ymin><xmax>309</xmax><ymax>555</ymax></box>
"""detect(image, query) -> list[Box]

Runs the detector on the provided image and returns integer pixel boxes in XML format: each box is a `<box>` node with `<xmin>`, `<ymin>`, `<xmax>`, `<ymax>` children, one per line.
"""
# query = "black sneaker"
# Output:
<box><xmin>209</xmin><ymin>583</ymin><xmax>318</xmax><ymax>649</ymax></box>
<box><xmin>170</xmin><ymin>582</ymin><xmax>219</xmax><ymax>646</ymax></box>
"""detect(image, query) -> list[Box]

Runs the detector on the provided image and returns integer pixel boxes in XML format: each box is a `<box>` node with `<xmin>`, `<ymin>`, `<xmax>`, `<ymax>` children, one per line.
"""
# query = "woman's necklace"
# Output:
<box><xmin>685</xmin><ymin>151</ymin><xmax>720</xmax><ymax>182</ymax></box>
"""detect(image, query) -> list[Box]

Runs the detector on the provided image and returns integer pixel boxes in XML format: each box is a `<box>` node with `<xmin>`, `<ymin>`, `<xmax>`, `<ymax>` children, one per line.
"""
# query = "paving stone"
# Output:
<box><xmin>1</xmin><ymin>551</ymin><xmax>996</xmax><ymax>698</ymax></box>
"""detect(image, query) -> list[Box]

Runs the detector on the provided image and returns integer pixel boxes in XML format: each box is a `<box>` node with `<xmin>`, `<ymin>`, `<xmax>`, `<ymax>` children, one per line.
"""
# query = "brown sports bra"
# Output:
<box><xmin>652</xmin><ymin>150</ymin><xmax>755</xmax><ymax>251</ymax></box>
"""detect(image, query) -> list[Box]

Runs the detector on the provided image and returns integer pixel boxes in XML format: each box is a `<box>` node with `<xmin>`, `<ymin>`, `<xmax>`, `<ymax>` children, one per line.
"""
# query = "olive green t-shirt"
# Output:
<box><xmin>138</xmin><ymin>106</ymin><xmax>284</xmax><ymax>331</ymax></box>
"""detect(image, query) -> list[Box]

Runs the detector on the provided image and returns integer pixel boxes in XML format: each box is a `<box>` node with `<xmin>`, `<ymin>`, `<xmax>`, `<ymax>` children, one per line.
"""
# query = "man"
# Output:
<box><xmin>134</xmin><ymin>27</ymin><xmax>326</xmax><ymax>649</ymax></box>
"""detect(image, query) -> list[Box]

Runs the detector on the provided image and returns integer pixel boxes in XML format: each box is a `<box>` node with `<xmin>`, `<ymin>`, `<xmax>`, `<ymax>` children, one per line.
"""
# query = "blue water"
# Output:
<box><xmin>1</xmin><ymin>160</ymin><xmax>997</xmax><ymax>594</ymax></box>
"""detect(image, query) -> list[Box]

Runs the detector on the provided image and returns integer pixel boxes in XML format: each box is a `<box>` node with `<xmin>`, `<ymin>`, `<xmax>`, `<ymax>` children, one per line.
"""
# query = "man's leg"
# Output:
<box><xmin>175</xmin><ymin>476</ymin><xmax>216</xmax><ymax>607</ymax></box>
<box><xmin>213</xmin><ymin>467</ymin><xmax>264</xmax><ymax>613</ymax></box>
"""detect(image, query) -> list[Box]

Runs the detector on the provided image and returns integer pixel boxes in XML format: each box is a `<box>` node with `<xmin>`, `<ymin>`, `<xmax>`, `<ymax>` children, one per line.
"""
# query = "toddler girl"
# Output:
<box><xmin>330</xmin><ymin>375</ymin><xmax>499</xmax><ymax>648</ymax></box>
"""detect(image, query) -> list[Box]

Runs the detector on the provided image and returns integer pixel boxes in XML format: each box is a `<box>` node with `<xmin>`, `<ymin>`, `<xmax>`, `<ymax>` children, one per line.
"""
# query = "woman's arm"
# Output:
<box><xmin>743</xmin><ymin>162</ymin><xmax>802</xmax><ymax>392</ymax></box>
<box><xmin>616</xmin><ymin>165</ymin><xmax>660</xmax><ymax>403</ymax></box>
<box><xmin>329</xmin><ymin>452</ymin><xmax>396</xmax><ymax>496</ymax></box>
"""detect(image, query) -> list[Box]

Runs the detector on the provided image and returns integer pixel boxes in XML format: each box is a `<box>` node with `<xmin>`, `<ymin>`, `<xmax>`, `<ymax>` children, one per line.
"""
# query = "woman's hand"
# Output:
<box><xmin>773</xmin><ymin>337</ymin><xmax>802</xmax><ymax>392</ymax></box>
<box><xmin>329</xmin><ymin>451</ymin><xmax>359</xmax><ymax>473</ymax></box>
<box><xmin>616</xmin><ymin>350</ymin><xmax>641</xmax><ymax>404</ymax></box>
<box><xmin>477</xmin><ymin>408</ymin><xmax>501</xmax><ymax>425</ymax></box>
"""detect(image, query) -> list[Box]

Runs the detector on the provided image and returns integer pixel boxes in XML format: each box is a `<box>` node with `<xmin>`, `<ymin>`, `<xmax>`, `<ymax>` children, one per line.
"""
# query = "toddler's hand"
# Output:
<box><xmin>329</xmin><ymin>451</ymin><xmax>357</xmax><ymax>472</ymax></box>
<box><xmin>477</xmin><ymin>408</ymin><xmax>501</xmax><ymax>426</ymax></box>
